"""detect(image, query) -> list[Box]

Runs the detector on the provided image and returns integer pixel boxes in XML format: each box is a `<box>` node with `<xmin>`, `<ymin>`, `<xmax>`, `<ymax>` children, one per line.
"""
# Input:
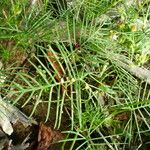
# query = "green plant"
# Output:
<box><xmin>0</xmin><ymin>48</ymin><xmax>10</xmax><ymax>61</ymax></box>
<box><xmin>0</xmin><ymin>0</ymin><xmax>150</xmax><ymax>149</ymax></box>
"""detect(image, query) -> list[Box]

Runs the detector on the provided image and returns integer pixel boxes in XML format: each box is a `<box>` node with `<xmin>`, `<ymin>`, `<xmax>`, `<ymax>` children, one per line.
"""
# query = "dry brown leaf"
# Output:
<box><xmin>47</xmin><ymin>51</ymin><xmax>64</xmax><ymax>82</ymax></box>
<box><xmin>36</xmin><ymin>123</ymin><xmax>64</xmax><ymax>150</ymax></box>
<box><xmin>47</xmin><ymin>51</ymin><xmax>65</xmax><ymax>93</ymax></box>
<box><xmin>115</xmin><ymin>112</ymin><xmax>130</xmax><ymax>121</ymax></box>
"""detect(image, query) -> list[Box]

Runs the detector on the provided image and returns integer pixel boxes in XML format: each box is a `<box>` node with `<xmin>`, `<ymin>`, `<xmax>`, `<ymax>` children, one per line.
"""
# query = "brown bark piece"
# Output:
<box><xmin>36</xmin><ymin>123</ymin><xmax>64</xmax><ymax>150</ymax></box>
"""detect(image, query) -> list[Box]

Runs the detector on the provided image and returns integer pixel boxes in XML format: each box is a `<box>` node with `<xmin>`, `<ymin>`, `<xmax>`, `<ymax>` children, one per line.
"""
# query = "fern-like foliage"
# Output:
<box><xmin>1</xmin><ymin>0</ymin><xmax>150</xmax><ymax>149</ymax></box>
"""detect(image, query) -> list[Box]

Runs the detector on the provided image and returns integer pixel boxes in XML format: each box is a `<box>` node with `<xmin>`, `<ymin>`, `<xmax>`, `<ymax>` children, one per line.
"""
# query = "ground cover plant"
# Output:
<box><xmin>0</xmin><ymin>0</ymin><xmax>150</xmax><ymax>149</ymax></box>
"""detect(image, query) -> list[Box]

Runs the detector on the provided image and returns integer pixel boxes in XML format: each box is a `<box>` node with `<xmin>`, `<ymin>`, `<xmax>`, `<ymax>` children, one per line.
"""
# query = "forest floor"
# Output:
<box><xmin>0</xmin><ymin>0</ymin><xmax>150</xmax><ymax>150</ymax></box>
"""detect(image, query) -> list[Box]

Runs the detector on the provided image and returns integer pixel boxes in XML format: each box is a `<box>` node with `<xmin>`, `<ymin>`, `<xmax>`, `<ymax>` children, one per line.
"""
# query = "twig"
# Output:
<box><xmin>112</xmin><ymin>54</ymin><xmax>150</xmax><ymax>84</ymax></box>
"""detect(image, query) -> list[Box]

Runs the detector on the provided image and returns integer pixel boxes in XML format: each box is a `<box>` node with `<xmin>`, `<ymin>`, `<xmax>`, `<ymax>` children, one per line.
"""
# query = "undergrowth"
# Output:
<box><xmin>0</xmin><ymin>0</ymin><xmax>150</xmax><ymax>149</ymax></box>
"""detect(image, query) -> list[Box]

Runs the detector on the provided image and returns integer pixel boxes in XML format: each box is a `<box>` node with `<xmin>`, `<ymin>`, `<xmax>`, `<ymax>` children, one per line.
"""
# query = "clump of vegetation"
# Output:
<box><xmin>0</xmin><ymin>0</ymin><xmax>150</xmax><ymax>149</ymax></box>
<box><xmin>0</xmin><ymin>48</ymin><xmax>10</xmax><ymax>61</ymax></box>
